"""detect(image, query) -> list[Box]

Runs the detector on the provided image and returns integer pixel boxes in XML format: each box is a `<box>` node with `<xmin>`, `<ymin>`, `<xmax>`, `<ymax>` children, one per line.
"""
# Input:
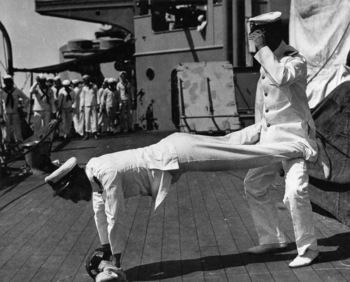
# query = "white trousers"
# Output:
<box><xmin>98</xmin><ymin>109</ymin><xmax>108</xmax><ymax>133</ymax></box>
<box><xmin>73</xmin><ymin>110</ymin><xmax>84</xmax><ymax>136</ymax></box>
<box><xmin>84</xmin><ymin>106</ymin><xmax>98</xmax><ymax>133</ymax></box>
<box><xmin>59</xmin><ymin>109</ymin><xmax>72</xmax><ymax>137</ymax></box>
<box><xmin>33</xmin><ymin>110</ymin><xmax>51</xmax><ymax>134</ymax></box>
<box><xmin>120</xmin><ymin>101</ymin><xmax>132</xmax><ymax>131</ymax></box>
<box><xmin>3</xmin><ymin>113</ymin><xmax>22</xmax><ymax>142</ymax></box>
<box><xmin>245</xmin><ymin>158</ymin><xmax>317</xmax><ymax>255</ymax></box>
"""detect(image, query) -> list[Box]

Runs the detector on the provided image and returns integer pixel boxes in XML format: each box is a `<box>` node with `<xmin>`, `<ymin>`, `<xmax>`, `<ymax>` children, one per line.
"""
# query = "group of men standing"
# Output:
<box><xmin>96</xmin><ymin>71</ymin><xmax>134</xmax><ymax>136</ymax></box>
<box><xmin>55</xmin><ymin>71</ymin><xmax>134</xmax><ymax>140</ymax></box>
<box><xmin>0</xmin><ymin>71</ymin><xmax>134</xmax><ymax>145</ymax></box>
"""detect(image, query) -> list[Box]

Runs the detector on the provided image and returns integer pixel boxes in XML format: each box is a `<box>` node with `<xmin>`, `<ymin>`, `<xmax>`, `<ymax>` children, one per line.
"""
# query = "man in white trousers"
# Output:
<box><xmin>45</xmin><ymin>120</ymin><xmax>329</xmax><ymax>280</ymax></box>
<box><xmin>244</xmin><ymin>11</ymin><xmax>328</xmax><ymax>267</ymax></box>
<box><xmin>30</xmin><ymin>74</ymin><xmax>57</xmax><ymax>134</ymax></box>
<box><xmin>0</xmin><ymin>75</ymin><xmax>30</xmax><ymax>144</ymax></box>
<box><xmin>57</xmin><ymin>80</ymin><xmax>74</xmax><ymax>140</ymax></box>
<box><xmin>81</xmin><ymin>75</ymin><xmax>99</xmax><ymax>140</ymax></box>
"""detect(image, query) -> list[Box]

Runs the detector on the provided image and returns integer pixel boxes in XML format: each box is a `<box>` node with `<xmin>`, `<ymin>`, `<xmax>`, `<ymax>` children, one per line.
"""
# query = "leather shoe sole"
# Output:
<box><xmin>247</xmin><ymin>243</ymin><xmax>288</xmax><ymax>254</ymax></box>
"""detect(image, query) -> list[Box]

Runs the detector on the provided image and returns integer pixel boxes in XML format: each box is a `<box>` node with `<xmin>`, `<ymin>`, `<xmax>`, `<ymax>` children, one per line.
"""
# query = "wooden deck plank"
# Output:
<box><xmin>27</xmin><ymin>203</ymin><xmax>90</xmax><ymax>281</ymax></box>
<box><xmin>0</xmin><ymin>195</ymin><xmax>62</xmax><ymax>271</ymax></box>
<box><xmin>137</xmin><ymin>199</ymin><xmax>164</xmax><ymax>281</ymax></box>
<box><xmin>10</xmin><ymin>206</ymin><xmax>88</xmax><ymax>282</ymax></box>
<box><xmin>187</xmin><ymin>172</ymin><xmax>227</xmax><ymax>281</ymax></box>
<box><xmin>249</xmin><ymin>272</ymin><xmax>275</xmax><ymax>282</ymax></box>
<box><xmin>159</xmin><ymin>181</ymin><xmax>182</xmax><ymax>281</ymax></box>
<box><xmin>178</xmin><ymin>174</ymin><xmax>205</xmax><ymax>281</ymax></box>
<box><xmin>2</xmin><ymin>132</ymin><xmax>350</xmax><ymax>282</ymax></box>
<box><xmin>269</xmin><ymin>270</ymin><xmax>299</xmax><ymax>282</ymax></box>
<box><xmin>52</xmin><ymin>216</ymin><xmax>97</xmax><ymax>282</ymax></box>
<box><xmin>221</xmin><ymin>176</ymin><xmax>276</xmax><ymax>279</ymax></box>
<box><xmin>292</xmin><ymin>268</ymin><xmax>323</xmax><ymax>281</ymax></box>
<box><xmin>202</xmin><ymin>172</ymin><xmax>250</xmax><ymax>279</ymax></box>
<box><xmin>0</xmin><ymin>193</ymin><xmax>57</xmax><ymax>254</ymax></box>
<box><xmin>0</xmin><ymin>184</ymin><xmax>50</xmax><ymax>237</ymax></box>
<box><xmin>72</xmin><ymin>234</ymin><xmax>101</xmax><ymax>282</ymax></box>
<box><xmin>122</xmin><ymin>197</ymin><xmax>153</xmax><ymax>281</ymax></box>
<box><xmin>0</xmin><ymin>199</ymin><xmax>73</xmax><ymax>281</ymax></box>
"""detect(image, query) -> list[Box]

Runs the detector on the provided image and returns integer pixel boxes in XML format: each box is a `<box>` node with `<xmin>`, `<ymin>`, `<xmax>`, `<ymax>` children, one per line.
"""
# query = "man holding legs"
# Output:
<box><xmin>244</xmin><ymin>11</ymin><xmax>327</xmax><ymax>267</ymax></box>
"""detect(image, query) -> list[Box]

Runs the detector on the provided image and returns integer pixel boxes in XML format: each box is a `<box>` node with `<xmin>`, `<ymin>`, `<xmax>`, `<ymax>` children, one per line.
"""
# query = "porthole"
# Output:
<box><xmin>146</xmin><ymin>68</ymin><xmax>155</xmax><ymax>80</ymax></box>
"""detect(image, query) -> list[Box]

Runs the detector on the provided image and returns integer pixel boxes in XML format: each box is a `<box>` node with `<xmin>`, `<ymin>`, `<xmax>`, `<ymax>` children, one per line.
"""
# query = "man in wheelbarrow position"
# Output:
<box><xmin>45</xmin><ymin>128</ymin><xmax>329</xmax><ymax>281</ymax></box>
<box><xmin>45</xmin><ymin>11</ymin><xmax>330</xmax><ymax>282</ymax></box>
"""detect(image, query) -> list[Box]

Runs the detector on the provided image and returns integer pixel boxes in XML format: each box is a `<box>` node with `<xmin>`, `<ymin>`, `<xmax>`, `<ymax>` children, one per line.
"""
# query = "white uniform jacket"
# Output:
<box><xmin>80</xmin><ymin>84</ymin><xmax>98</xmax><ymax>109</ymax></box>
<box><xmin>57</xmin><ymin>87</ymin><xmax>75</xmax><ymax>110</ymax></box>
<box><xmin>86</xmin><ymin>138</ymin><xmax>178</xmax><ymax>254</ymax></box>
<box><xmin>116</xmin><ymin>81</ymin><xmax>132</xmax><ymax>101</ymax></box>
<box><xmin>101</xmin><ymin>88</ymin><xmax>119</xmax><ymax>109</ymax></box>
<box><xmin>0</xmin><ymin>87</ymin><xmax>29</xmax><ymax>114</ymax></box>
<box><xmin>254</xmin><ymin>41</ymin><xmax>317</xmax><ymax>158</ymax></box>
<box><xmin>30</xmin><ymin>84</ymin><xmax>56</xmax><ymax>113</ymax></box>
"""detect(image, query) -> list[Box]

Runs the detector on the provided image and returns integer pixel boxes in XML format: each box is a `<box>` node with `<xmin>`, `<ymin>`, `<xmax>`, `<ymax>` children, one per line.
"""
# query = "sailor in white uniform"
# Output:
<box><xmin>45</xmin><ymin>124</ymin><xmax>328</xmax><ymax>272</ymax></box>
<box><xmin>245</xmin><ymin>11</ymin><xmax>323</xmax><ymax>267</ymax></box>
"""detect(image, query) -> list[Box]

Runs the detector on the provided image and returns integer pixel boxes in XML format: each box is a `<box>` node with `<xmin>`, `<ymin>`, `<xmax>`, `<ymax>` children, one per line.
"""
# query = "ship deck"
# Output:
<box><xmin>1</xmin><ymin>131</ymin><xmax>350</xmax><ymax>282</ymax></box>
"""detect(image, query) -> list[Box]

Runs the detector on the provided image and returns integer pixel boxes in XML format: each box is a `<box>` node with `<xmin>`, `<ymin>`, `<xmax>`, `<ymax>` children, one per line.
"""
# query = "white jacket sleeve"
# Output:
<box><xmin>255</xmin><ymin>46</ymin><xmax>307</xmax><ymax>88</ymax></box>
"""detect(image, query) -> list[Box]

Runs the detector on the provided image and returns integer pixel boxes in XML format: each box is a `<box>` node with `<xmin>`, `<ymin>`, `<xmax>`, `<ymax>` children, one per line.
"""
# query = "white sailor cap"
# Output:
<box><xmin>249</xmin><ymin>11</ymin><xmax>282</xmax><ymax>26</ymax></box>
<box><xmin>107</xmin><ymin>77</ymin><xmax>116</xmax><ymax>84</ymax></box>
<box><xmin>45</xmin><ymin>157</ymin><xmax>79</xmax><ymax>197</ymax></box>
<box><xmin>3</xmin><ymin>74</ymin><xmax>13</xmax><ymax>81</ymax></box>
<box><xmin>37</xmin><ymin>74</ymin><xmax>47</xmax><ymax>81</ymax></box>
<box><xmin>54</xmin><ymin>75</ymin><xmax>61</xmax><ymax>81</ymax></box>
<box><xmin>62</xmin><ymin>79</ymin><xmax>71</xmax><ymax>86</ymax></box>
<box><xmin>72</xmin><ymin>79</ymin><xmax>80</xmax><ymax>84</ymax></box>
<box><xmin>119</xmin><ymin>71</ymin><xmax>127</xmax><ymax>77</ymax></box>
<box><xmin>82</xmin><ymin>74</ymin><xmax>91</xmax><ymax>80</ymax></box>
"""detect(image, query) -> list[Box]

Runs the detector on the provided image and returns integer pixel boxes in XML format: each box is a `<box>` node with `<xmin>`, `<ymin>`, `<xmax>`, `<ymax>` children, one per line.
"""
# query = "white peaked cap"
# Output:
<box><xmin>249</xmin><ymin>11</ymin><xmax>282</xmax><ymax>26</ymax></box>
<box><xmin>45</xmin><ymin>157</ymin><xmax>78</xmax><ymax>196</ymax></box>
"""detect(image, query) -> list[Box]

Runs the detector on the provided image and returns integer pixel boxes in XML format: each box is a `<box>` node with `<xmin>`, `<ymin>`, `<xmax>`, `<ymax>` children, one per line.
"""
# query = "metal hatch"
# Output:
<box><xmin>177</xmin><ymin>61</ymin><xmax>241</xmax><ymax>134</ymax></box>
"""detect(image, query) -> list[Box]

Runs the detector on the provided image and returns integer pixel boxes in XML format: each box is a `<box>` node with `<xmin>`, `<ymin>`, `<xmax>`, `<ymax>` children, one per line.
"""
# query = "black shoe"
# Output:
<box><xmin>247</xmin><ymin>243</ymin><xmax>288</xmax><ymax>254</ymax></box>
<box><xmin>83</xmin><ymin>134</ymin><xmax>89</xmax><ymax>140</ymax></box>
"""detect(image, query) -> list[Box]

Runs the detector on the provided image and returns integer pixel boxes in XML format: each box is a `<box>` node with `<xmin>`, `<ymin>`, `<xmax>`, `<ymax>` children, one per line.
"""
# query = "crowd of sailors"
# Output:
<box><xmin>0</xmin><ymin>71</ymin><xmax>135</xmax><ymax>148</ymax></box>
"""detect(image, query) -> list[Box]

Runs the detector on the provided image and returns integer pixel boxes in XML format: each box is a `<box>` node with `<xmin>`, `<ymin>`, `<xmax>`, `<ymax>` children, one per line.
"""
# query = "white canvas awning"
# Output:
<box><xmin>290</xmin><ymin>0</ymin><xmax>350</xmax><ymax>108</ymax></box>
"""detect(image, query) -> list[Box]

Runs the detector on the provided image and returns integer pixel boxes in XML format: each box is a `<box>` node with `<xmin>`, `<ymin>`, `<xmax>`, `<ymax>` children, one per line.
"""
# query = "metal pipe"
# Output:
<box><xmin>232</xmin><ymin>0</ymin><xmax>240</xmax><ymax>67</ymax></box>
<box><xmin>222</xmin><ymin>0</ymin><xmax>232</xmax><ymax>63</ymax></box>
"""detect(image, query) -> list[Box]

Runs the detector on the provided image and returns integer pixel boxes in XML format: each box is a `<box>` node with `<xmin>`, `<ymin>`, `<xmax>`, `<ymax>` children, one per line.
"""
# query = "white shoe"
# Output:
<box><xmin>289</xmin><ymin>249</ymin><xmax>319</xmax><ymax>268</ymax></box>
